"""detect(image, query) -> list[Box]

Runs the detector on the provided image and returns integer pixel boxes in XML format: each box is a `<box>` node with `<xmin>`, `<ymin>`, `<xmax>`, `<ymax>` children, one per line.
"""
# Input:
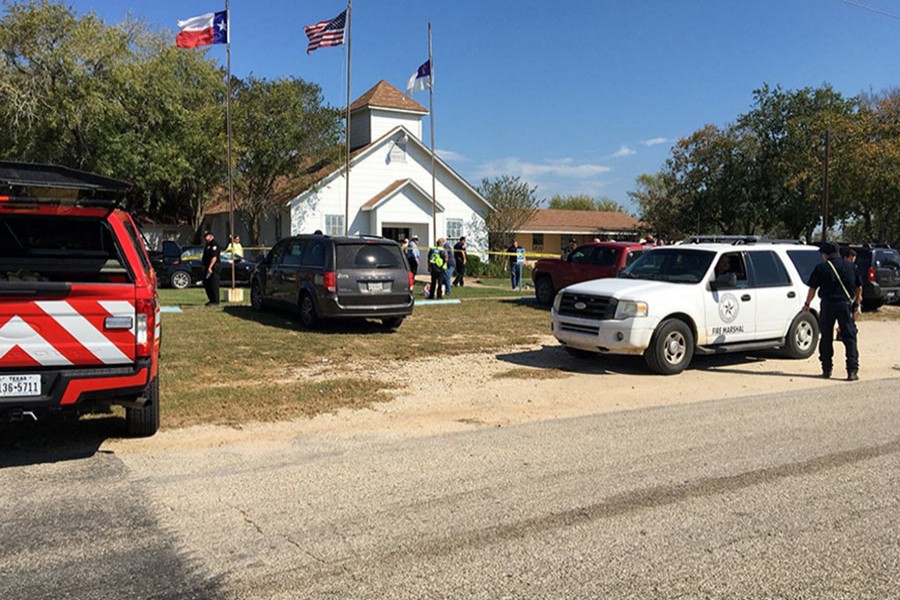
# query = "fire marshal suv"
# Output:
<box><xmin>550</xmin><ymin>241</ymin><xmax>823</xmax><ymax>374</ymax></box>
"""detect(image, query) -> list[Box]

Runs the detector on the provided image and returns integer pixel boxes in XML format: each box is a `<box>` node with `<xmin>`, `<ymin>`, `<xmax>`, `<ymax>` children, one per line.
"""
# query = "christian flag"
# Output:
<box><xmin>305</xmin><ymin>10</ymin><xmax>347</xmax><ymax>54</ymax></box>
<box><xmin>406</xmin><ymin>60</ymin><xmax>431</xmax><ymax>95</ymax></box>
<box><xmin>176</xmin><ymin>11</ymin><xmax>228</xmax><ymax>48</ymax></box>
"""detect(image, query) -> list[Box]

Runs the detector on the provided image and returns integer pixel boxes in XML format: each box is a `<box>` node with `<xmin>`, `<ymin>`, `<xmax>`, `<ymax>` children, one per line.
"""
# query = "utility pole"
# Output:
<box><xmin>822</xmin><ymin>129</ymin><xmax>830</xmax><ymax>243</ymax></box>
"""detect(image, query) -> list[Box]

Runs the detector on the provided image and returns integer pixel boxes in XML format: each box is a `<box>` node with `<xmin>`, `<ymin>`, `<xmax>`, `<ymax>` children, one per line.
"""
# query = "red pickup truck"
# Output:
<box><xmin>0</xmin><ymin>162</ymin><xmax>161</xmax><ymax>436</ymax></box>
<box><xmin>531</xmin><ymin>241</ymin><xmax>646</xmax><ymax>305</ymax></box>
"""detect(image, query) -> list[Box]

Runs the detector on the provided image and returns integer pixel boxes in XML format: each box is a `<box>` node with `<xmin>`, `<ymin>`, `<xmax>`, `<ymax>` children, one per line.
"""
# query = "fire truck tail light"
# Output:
<box><xmin>135</xmin><ymin>298</ymin><xmax>156</xmax><ymax>358</ymax></box>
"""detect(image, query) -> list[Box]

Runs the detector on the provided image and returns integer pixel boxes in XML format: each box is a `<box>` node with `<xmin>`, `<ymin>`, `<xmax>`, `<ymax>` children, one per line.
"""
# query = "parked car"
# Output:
<box><xmin>1</xmin><ymin>161</ymin><xmax>160</xmax><ymax>435</ymax></box>
<box><xmin>250</xmin><ymin>234</ymin><xmax>415</xmax><ymax>329</ymax></box>
<box><xmin>846</xmin><ymin>244</ymin><xmax>900</xmax><ymax>311</ymax></box>
<box><xmin>531</xmin><ymin>241</ymin><xmax>646</xmax><ymax>305</ymax></box>
<box><xmin>151</xmin><ymin>240</ymin><xmax>256</xmax><ymax>289</ymax></box>
<box><xmin>550</xmin><ymin>242</ymin><xmax>822</xmax><ymax>374</ymax></box>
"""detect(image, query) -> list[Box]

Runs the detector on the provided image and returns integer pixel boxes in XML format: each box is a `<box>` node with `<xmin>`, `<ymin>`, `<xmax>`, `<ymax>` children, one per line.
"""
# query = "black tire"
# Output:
<box><xmin>644</xmin><ymin>318</ymin><xmax>694</xmax><ymax>375</ymax></box>
<box><xmin>170</xmin><ymin>270</ymin><xmax>192</xmax><ymax>290</ymax></box>
<box><xmin>535</xmin><ymin>277</ymin><xmax>555</xmax><ymax>306</ymax></box>
<box><xmin>781</xmin><ymin>311</ymin><xmax>819</xmax><ymax>359</ymax></box>
<box><xmin>299</xmin><ymin>293</ymin><xmax>319</xmax><ymax>328</ymax></box>
<box><xmin>564</xmin><ymin>346</ymin><xmax>595</xmax><ymax>359</ymax></box>
<box><xmin>250</xmin><ymin>281</ymin><xmax>265</xmax><ymax>312</ymax></box>
<box><xmin>381</xmin><ymin>316</ymin><xmax>405</xmax><ymax>330</ymax></box>
<box><xmin>126</xmin><ymin>377</ymin><xmax>160</xmax><ymax>437</ymax></box>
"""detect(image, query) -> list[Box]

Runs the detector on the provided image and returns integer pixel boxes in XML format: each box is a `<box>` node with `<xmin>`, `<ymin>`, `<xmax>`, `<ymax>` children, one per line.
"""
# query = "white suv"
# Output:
<box><xmin>550</xmin><ymin>242</ymin><xmax>823</xmax><ymax>374</ymax></box>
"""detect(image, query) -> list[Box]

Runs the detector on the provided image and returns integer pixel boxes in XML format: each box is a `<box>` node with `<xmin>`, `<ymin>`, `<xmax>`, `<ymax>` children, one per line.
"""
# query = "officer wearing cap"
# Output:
<box><xmin>201</xmin><ymin>230</ymin><xmax>221</xmax><ymax>306</ymax></box>
<box><xmin>802</xmin><ymin>242</ymin><xmax>859</xmax><ymax>380</ymax></box>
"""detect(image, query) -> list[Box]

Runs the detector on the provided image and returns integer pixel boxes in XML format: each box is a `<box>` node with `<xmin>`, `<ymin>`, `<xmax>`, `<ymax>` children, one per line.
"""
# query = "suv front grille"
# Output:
<box><xmin>558</xmin><ymin>293</ymin><xmax>616</xmax><ymax>320</ymax></box>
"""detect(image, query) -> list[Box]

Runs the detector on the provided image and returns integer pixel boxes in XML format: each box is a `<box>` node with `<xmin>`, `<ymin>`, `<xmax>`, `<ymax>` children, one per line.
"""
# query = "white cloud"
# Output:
<box><xmin>610</xmin><ymin>145</ymin><xmax>636</xmax><ymax>158</ymax></box>
<box><xmin>475</xmin><ymin>157</ymin><xmax>612</xmax><ymax>180</ymax></box>
<box><xmin>641</xmin><ymin>137</ymin><xmax>669</xmax><ymax>147</ymax></box>
<box><xmin>436</xmin><ymin>148</ymin><xmax>467</xmax><ymax>162</ymax></box>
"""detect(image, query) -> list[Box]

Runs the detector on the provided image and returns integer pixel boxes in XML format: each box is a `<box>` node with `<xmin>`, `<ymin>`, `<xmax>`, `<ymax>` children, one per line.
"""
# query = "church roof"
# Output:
<box><xmin>349</xmin><ymin>80</ymin><xmax>427</xmax><ymax>114</ymax></box>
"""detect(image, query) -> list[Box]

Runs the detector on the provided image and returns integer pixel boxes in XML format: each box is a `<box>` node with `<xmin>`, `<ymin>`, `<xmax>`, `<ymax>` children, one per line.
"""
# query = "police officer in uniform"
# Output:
<box><xmin>802</xmin><ymin>242</ymin><xmax>859</xmax><ymax>380</ymax></box>
<box><xmin>201</xmin><ymin>230</ymin><xmax>221</xmax><ymax>306</ymax></box>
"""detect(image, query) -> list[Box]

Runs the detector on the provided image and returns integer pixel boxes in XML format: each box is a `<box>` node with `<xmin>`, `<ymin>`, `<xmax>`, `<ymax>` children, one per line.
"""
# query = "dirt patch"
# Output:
<box><xmin>107</xmin><ymin>319</ymin><xmax>900</xmax><ymax>454</ymax></box>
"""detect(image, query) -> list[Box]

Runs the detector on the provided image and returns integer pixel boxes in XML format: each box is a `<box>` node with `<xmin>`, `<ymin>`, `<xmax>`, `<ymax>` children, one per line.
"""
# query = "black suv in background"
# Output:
<box><xmin>848</xmin><ymin>244</ymin><xmax>900</xmax><ymax>310</ymax></box>
<box><xmin>250</xmin><ymin>235</ymin><xmax>414</xmax><ymax>329</ymax></box>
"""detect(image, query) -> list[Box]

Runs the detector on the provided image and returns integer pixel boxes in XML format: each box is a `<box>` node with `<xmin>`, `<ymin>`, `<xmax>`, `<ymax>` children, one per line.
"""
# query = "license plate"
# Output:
<box><xmin>0</xmin><ymin>374</ymin><xmax>41</xmax><ymax>398</ymax></box>
<box><xmin>367</xmin><ymin>282</ymin><xmax>389</xmax><ymax>292</ymax></box>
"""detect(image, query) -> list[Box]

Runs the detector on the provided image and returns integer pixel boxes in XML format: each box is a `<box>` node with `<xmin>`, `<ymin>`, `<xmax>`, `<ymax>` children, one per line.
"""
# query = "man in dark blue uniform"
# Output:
<box><xmin>201</xmin><ymin>230</ymin><xmax>221</xmax><ymax>306</ymax></box>
<box><xmin>802</xmin><ymin>242</ymin><xmax>859</xmax><ymax>380</ymax></box>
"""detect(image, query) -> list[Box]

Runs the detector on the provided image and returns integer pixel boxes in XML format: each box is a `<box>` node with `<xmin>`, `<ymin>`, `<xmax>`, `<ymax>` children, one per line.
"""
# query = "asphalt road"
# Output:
<box><xmin>1</xmin><ymin>379</ymin><xmax>898</xmax><ymax>599</ymax></box>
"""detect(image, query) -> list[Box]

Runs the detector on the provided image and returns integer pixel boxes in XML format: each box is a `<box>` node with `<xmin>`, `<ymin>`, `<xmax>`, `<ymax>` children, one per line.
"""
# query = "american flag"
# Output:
<box><xmin>304</xmin><ymin>10</ymin><xmax>346</xmax><ymax>54</ymax></box>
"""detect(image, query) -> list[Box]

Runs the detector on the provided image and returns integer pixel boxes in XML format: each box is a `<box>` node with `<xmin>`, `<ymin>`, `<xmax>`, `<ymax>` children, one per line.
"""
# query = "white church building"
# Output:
<box><xmin>206</xmin><ymin>80</ymin><xmax>493</xmax><ymax>268</ymax></box>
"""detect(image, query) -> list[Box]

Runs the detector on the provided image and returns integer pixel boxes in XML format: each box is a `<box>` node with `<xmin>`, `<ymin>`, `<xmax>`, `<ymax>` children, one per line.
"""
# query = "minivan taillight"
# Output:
<box><xmin>135</xmin><ymin>297</ymin><xmax>156</xmax><ymax>358</ymax></box>
<box><xmin>408</xmin><ymin>271</ymin><xmax>415</xmax><ymax>291</ymax></box>
<box><xmin>323</xmin><ymin>271</ymin><xmax>337</xmax><ymax>294</ymax></box>
<box><xmin>867</xmin><ymin>266</ymin><xmax>876</xmax><ymax>283</ymax></box>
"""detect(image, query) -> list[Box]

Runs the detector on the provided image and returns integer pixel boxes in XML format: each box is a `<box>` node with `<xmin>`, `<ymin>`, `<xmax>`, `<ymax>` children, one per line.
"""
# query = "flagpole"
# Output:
<box><xmin>344</xmin><ymin>0</ymin><xmax>352</xmax><ymax>236</ymax></box>
<box><xmin>226</xmin><ymin>0</ymin><xmax>236</xmax><ymax>292</ymax></box>
<box><xmin>428</xmin><ymin>22</ymin><xmax>436</xmax><ymax>245</ymax></box>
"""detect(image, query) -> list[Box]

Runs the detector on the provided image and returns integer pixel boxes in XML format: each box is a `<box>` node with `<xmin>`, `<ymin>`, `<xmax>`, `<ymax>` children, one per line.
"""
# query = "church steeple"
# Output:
<box><xmin>348</xmin><ymin>80</ymin><xmax>428</xmax><ymax>150</ymax></box>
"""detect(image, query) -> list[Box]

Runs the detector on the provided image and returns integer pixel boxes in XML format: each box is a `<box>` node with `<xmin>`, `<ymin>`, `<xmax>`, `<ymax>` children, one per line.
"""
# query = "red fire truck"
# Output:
<box><xmin>0</xmin><ymin>162</ymin><xmax>160</xmax><ymax>436</ymax></box>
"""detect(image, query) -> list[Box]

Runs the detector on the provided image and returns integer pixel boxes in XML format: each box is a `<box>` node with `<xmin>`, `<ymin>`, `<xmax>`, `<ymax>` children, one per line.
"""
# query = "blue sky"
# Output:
<box><xmin>64</xmin><ymin>0</ymin><xmax>900</xmax><ymax>213</ymax></box>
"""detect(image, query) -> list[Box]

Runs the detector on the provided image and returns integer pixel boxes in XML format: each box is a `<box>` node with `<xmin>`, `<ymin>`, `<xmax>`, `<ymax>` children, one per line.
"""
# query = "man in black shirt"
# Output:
<box><xmin>802</xmin><ymin>242</ymin><xmax>859</xmax><ymax>380</ymax></box>
<box><xmin>201</xmin><ymin>230</ymin><xmax>221</xmax><ymax>306</ymax></box>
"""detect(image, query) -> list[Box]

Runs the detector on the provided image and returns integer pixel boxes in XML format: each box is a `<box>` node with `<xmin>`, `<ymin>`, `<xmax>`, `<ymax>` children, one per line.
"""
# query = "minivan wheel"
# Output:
<box><xmin>644</xmin><ymin>318</ymin><xmax>694</xmax><ymax>375</ymax></box>
<box><xmin>250</xmin><ymin>282</ymin><xmax>265</xmax><ymax>312</ymax></box>
<box><xmin>535</xmin><ymin>277</ymin><xmax>555</xmax><ymax>306</ymax></box>
<box><xmin>781</xmin><ymin>311</ymin><xmax>819</xmax><ymax>359</ymax></box>
<box><xmin>170</xmin><ymin>270</ymin><xmax>192</xmax><ymax>290</ymax></box>
<box><xmin>381</xmin><ymin>316</ymin><xmax>404</xmax><ymax>330</ymax></box>
<box><xmin>299</xmin><ymin>293</ymin><xmax>319</xmax><ymax>328</ymax></box>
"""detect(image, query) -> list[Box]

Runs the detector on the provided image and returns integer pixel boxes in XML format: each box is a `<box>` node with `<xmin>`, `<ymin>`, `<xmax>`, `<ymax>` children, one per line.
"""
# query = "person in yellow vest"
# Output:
<box><xmin>427</xmin><ymin>238</ymin><xmax>446</xmax><ymax>299</ymax></box>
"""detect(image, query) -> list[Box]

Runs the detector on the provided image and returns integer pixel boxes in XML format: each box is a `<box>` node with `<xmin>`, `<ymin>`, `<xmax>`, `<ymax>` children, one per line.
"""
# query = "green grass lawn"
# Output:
<box><xmin>156</xmin><ymin>288</ymin><xmax>548</xmax><ymax>429</ymax></box>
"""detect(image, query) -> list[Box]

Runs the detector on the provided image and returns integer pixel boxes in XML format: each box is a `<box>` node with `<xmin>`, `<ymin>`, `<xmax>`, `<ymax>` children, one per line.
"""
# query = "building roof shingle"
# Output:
<box><xmin>349</xmin><ymin>80</ymin><xmax>427</xmax><ymax>114</ymax></box>
<box><xmin>517</xmin><ymin>209</ymin><xmax>642</xmax><ymax>234</ymax></box>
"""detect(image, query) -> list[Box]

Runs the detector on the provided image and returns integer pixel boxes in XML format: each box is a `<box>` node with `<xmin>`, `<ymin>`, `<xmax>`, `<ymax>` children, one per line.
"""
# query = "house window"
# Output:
<box><xmin>532</xmin><ymin>233</ymin><xmax>544</xmax><ymax>251</ymax></box>
<box><xmin>446</xmin><ymin>219</ymin><xmax>463</xmax><ymax>244</ymax></box>
<box><xmin>325</xmin><ymin>214</ymin><xmax>344</xmax><ymax>236</ymax></box>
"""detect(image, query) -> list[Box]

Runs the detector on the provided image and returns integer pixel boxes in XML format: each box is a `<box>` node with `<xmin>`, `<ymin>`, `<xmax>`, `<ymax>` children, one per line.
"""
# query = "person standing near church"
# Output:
<box><xmin>443</xmin><ymin>238</ymin><xmax>456</xmax><ymax>296</ymax></box>
<box><xmin>453</xmin><ymin>236</ymin><xmax>467</xmax><ymax>287</ymax></box>
<box><xmin>406</xmin><ymin>234</ymin><xmax>420</xmax><ymax>274</ymax></box>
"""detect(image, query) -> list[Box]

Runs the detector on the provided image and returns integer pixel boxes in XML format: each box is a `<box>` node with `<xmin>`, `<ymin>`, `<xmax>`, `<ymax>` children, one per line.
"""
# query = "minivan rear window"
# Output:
<box><xmin>337</xmin><ymin>243</ymin><xmax>404</xmax><ymax>269</ymax></box>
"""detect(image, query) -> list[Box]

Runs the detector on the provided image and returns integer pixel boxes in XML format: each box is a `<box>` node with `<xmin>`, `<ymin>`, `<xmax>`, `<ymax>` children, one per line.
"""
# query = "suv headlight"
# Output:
<box><xmin>553</xmin><ymin>291</ymin><xmax>563</xmax><ymax>312</ymax></box>
<box><xmin>614</xmin><ymin>300</ymin><xmax>648</xmax><ymax>319</ymax></box>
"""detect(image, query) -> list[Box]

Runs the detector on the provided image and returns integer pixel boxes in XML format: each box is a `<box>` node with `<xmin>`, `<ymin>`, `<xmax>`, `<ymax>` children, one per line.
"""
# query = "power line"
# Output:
<box><xmin>840</xmin><ymin>0</ymin><xmax>900</xmax><ymax>21</ymax></box>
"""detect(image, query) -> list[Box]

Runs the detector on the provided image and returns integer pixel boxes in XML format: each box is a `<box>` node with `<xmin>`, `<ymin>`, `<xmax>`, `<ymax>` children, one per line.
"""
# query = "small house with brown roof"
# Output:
<box><xmin>514</xmin><ymin>209</ymin><xmax>643</xmax><ymax>256</ymax></box>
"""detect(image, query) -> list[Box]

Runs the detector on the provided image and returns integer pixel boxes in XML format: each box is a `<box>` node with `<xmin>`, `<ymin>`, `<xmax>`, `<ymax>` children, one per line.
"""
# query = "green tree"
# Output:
<box><xmin>0</xmin><ymin>0</ymin><xmax>227</xmax><ymax>233</ymax></box>
<box><xmin>477</xmin><ymin>175</ymin><xmax>539</xmax><ymax>254</ymax></box>
<box><xmin>231</xmin><ymin>76</ymin><xmax>342</xmax><ymax>244</ymax></box>
<box><xmin>547</xmin><ymin>193</ymin><xmax>628</xmax><ymax>213</ymax></box>
<box><xmin>629</xmin><ymin>172</ymin><xmax>685</xmax><ymax>239</ymax></box>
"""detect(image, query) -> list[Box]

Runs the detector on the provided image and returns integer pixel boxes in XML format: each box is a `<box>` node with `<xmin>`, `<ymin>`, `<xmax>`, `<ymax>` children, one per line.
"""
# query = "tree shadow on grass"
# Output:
<box><xmin>0</xmin><ymin>415</ymin><xmax>122</xmax><ymax>468</ymax></box>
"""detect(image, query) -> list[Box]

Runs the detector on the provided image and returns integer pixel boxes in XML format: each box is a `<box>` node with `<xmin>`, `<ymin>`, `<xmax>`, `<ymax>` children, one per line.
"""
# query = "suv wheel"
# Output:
<box><xmin>645</xmin><ymin>318</ymin><xmax>694</xmax><ymax>375</ymax></box>
<box><xmin>781</xmin><ymin>312</ymin><xmax>819</xmax><ymax>359</ymax></box>
<box><xmin>250</xmin><ymin>282</ymin><xmax>265</xmax><ymax>312</ymax></box>
<box><xmin>126</xmin><ymin>377</ymin><xmax>160</xmax><ymax>437</ymax></box>
<box><xmin>299</xmin><ymin>293</ymin><xmax>319</xmax><ymax>328</ymax></box>
<box><xmin>170</xmin><ymin>270</ymin><xmax>192</xmax><ymax>290</ymax></box>
<box><xmin>381</xmin><ymin>316</ymin><xmax>405</xmax><ymax>330</ymax></box>
<box><xmin>535</xmin><ymin>277</ymin><xmax>555</xmax><ymax>306</ymax></box>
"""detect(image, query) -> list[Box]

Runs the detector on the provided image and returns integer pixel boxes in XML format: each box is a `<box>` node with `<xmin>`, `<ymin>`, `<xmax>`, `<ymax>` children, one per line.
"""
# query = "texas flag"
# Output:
<box><xmin>176</xmin><ymin>11</ymin><xmax>228</xmax><ymax>48</ymax></box>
